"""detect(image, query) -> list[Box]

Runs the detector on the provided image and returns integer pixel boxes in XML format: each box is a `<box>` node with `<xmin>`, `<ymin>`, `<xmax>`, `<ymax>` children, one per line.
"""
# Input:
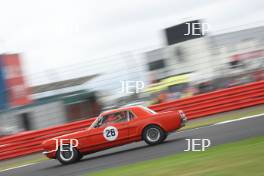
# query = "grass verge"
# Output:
<box><xmin>0</xmin><ymin>154</ymin><xmax>47</xmax><ymax>172</ymax></box>
<box><xmin>86</xmin><ymin>136</ymin><xmax>264</xmax><ymax>176</ymax></box>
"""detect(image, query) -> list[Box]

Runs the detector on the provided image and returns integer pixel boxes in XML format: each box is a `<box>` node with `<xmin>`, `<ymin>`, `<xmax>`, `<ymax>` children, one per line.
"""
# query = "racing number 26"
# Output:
<box><xmin>103</xmin><ymin>126</ymin><xmax>118</xmax><ymax>141</ymax></box>
<box><xmin>106</xmin><ymin>129</ymin><xmax>116</xmax><ymax>137</ymax></box>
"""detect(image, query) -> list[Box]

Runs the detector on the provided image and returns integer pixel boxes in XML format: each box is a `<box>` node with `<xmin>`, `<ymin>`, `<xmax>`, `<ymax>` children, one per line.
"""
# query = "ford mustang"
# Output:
<box><xmin>42</xmin><ymin>106</ymin><xmax>187</xmax><ymax>164</ymax></box>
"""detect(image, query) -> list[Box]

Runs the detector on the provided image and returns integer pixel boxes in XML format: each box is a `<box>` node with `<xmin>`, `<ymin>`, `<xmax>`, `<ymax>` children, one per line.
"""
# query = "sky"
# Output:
<box><xmin>0</xmin><ymin>0</ymin><xmax>264</xmax><ymax>86</ymax></box>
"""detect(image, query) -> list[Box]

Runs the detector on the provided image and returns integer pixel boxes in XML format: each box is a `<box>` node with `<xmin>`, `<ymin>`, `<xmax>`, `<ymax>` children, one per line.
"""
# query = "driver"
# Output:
<box><xmin>114</xmin><ymin>112</ymin><xmax>126</xmax><ymax>123</ymax></box>
<box><xmin>96</xmin><ymin>112</ymin><xmax>127</xmax><ymax>127</ymax></box>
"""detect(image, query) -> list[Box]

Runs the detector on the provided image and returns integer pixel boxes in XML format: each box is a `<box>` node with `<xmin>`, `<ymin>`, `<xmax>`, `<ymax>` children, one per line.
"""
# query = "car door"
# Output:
<box><xmin>89</xmin><ymin>111</ymin><xmax>130</xmax><ymax>151</ymax></box>
<box><xmin>127</xmin><ymin>110</ymin><xmax>140</xmax><ymax>140</ymax></box>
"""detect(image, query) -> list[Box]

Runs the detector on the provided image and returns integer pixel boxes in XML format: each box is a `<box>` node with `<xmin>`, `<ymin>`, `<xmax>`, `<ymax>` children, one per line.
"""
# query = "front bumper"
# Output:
<box><xmin>42</xmin><ymin>151</ymin><xmax>49</xmax><ymax>155</ymax></box>
<box><xmin>42</xmin><ymin>150</ymin><xmax>56</xmax><ymax>159</ymax></box>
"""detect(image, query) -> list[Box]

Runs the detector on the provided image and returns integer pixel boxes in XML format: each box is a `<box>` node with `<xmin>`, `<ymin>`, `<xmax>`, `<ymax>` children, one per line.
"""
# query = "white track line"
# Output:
<box><xmin>177</xmin><ymin>112</ymin><xmax>264</xmax><ymax>133</ymax></box>
<box><xmin>214</xmin><ymin>113</ymin><xmax>264</xmax><ymax>125</ymax></box>
<box><xmin>0</xmin><ymin>163</ymin><xmax>36</xmax><ymax>172</ymax></box>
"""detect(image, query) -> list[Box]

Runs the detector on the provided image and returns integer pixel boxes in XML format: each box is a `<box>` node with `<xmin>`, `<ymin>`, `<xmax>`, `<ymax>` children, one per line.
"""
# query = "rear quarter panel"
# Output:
<box><xmin>130</xmin><ymin>110</ymin><xmax>182</xmax><ymax>139</ymax></box>
<box><xmin>151</xmin><ymin>111</ymin><xmax>182</xmax><ymax>132</ymax></box>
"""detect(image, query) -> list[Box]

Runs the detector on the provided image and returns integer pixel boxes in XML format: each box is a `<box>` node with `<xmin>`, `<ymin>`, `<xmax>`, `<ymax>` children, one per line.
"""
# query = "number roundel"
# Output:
<box><xmin>103</xmin><ymin>126</ymin><xmax>118</xmax><ymax>141</ymax></box>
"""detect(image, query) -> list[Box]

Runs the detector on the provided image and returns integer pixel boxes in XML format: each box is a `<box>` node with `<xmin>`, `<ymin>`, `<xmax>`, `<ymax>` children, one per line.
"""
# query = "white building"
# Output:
<box><xmin>145</xmin><ymin>37</ymin><xmax>217</xmax><ymax>84</ymax></box>
<box><xmin>145</xmin><ymin>25</ymin><xmax>264</xmax><ymax>86</ymax></box>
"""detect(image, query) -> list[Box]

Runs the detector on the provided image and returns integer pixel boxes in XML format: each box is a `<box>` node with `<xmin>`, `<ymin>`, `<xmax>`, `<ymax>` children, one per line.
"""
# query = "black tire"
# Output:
<box><xmin>163</xmin><ymin>133</ymin><xmax>168</xmax><ymax>141</ymax></box>
<box><xmin>56</xmin><ymin>144</ymin><xmax>81</xmax><ymax>165</ymax></box>
<box><xmin>142</xmin><ymin>125</ymin><xmax>166</xmax><ymax>145</ymax></box>
<box><xmin>76</xmin><ymin>153</ymin><xmax>83</xmax><ymax>161</ymax></box>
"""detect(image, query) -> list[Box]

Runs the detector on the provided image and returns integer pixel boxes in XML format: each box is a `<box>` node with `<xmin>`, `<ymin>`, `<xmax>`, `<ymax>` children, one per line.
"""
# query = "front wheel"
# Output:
<box><xmin>143</xmin><ymin>125</ymin><xmax>166</xmax><ymax>145</ymax></box>
<box><xmin>56</xmin><ymin>144</ymin><xmax>81</xmax><ymax>165</ymax></box>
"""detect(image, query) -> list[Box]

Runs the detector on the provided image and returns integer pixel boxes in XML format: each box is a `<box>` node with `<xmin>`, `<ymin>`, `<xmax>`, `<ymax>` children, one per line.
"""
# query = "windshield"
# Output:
<box><xmin>89</xmin><ymin>116</ymin><xmax>102</xmax><ymax>129</ymax></box>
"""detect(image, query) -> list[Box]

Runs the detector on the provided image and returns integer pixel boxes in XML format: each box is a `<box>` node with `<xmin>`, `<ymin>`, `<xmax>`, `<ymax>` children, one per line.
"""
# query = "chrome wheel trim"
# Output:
<box><xmin>59</xmin><ymin>145</ymin><xmax>74</xmax><ymax>161</ymax></box>
<box><xmin>146</xmin><ymin>128</ymin><xmax>160</xmax><ymax>142</ymax></box>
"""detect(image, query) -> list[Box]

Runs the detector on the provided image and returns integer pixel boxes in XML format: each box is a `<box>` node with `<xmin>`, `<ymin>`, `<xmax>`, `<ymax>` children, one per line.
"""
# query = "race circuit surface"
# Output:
<box><xmin>1</xmin><ymin>115</ymin><xmax>264</xmax><ymax>176</ymax></box>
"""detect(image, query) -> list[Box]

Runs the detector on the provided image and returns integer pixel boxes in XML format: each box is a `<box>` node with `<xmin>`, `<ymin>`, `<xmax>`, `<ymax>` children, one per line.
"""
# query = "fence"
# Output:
<box><xmin>0</xmin><ymin>80</ymin><xmax>264</xmax><ymax>160</ymax></box>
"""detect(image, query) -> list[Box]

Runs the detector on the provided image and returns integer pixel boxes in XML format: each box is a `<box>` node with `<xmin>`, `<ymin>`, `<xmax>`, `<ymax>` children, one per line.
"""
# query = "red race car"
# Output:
<box><xmin>42</xmin><ymin>106</ymin><xmax>187</xmax><ymax>164</ymax></box>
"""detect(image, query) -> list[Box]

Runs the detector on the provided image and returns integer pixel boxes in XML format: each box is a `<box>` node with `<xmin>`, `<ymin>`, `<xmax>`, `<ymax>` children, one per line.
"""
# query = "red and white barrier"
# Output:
<box><xmin>0</xmin><ymin>81</ymin><xmax>264</xmax><ymax>160</ymax></box>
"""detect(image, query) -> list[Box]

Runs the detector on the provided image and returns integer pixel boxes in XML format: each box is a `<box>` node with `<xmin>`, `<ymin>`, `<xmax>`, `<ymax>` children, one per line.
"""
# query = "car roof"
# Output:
<box><xmin>100</xmin><ymin>106</ymin><xmax>143</xmax><ymax>116</ymax></box>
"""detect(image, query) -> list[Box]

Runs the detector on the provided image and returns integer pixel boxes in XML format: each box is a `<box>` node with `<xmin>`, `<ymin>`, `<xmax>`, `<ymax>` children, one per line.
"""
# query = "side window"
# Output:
<box><xmin>100</xmin><ymin>111</ymin><xmax>128</xmax><ymax>126</ymax></box>
<box><xmin>113</xmin><ymin>111</ymin><xmax>128</xmax><ymax>123</ymax></box>
<box><xmin>128</xmin><ymin>111</ymin><xmax>136</xmax><ymax>121</ymax></box>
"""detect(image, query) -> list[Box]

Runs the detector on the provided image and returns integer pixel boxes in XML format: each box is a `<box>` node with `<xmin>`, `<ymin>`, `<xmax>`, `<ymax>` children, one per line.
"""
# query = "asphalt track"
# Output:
<box><xmin>1</xmin><ymin>115</ymin><xmax>264</xmax><ymax>176</ymax></box>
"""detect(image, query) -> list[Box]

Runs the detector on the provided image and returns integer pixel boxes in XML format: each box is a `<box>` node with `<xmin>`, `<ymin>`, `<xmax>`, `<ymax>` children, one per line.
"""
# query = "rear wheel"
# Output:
<box><xmin>143</xmin><ymin>125</ymin><xmax>166</xmax><ymax>145</ymax></box>
<box><xmin>56</xmin><ymin>144</ymin><xmax>81</xmax><ymax>164</ymax></box>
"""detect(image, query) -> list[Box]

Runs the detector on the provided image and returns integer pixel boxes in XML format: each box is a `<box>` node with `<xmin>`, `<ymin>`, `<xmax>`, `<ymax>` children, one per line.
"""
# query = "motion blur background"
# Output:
<box><xmin>0</xmin><ymin>0</ymin><xmax>264</xmax><ymax>135</ymax></box>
